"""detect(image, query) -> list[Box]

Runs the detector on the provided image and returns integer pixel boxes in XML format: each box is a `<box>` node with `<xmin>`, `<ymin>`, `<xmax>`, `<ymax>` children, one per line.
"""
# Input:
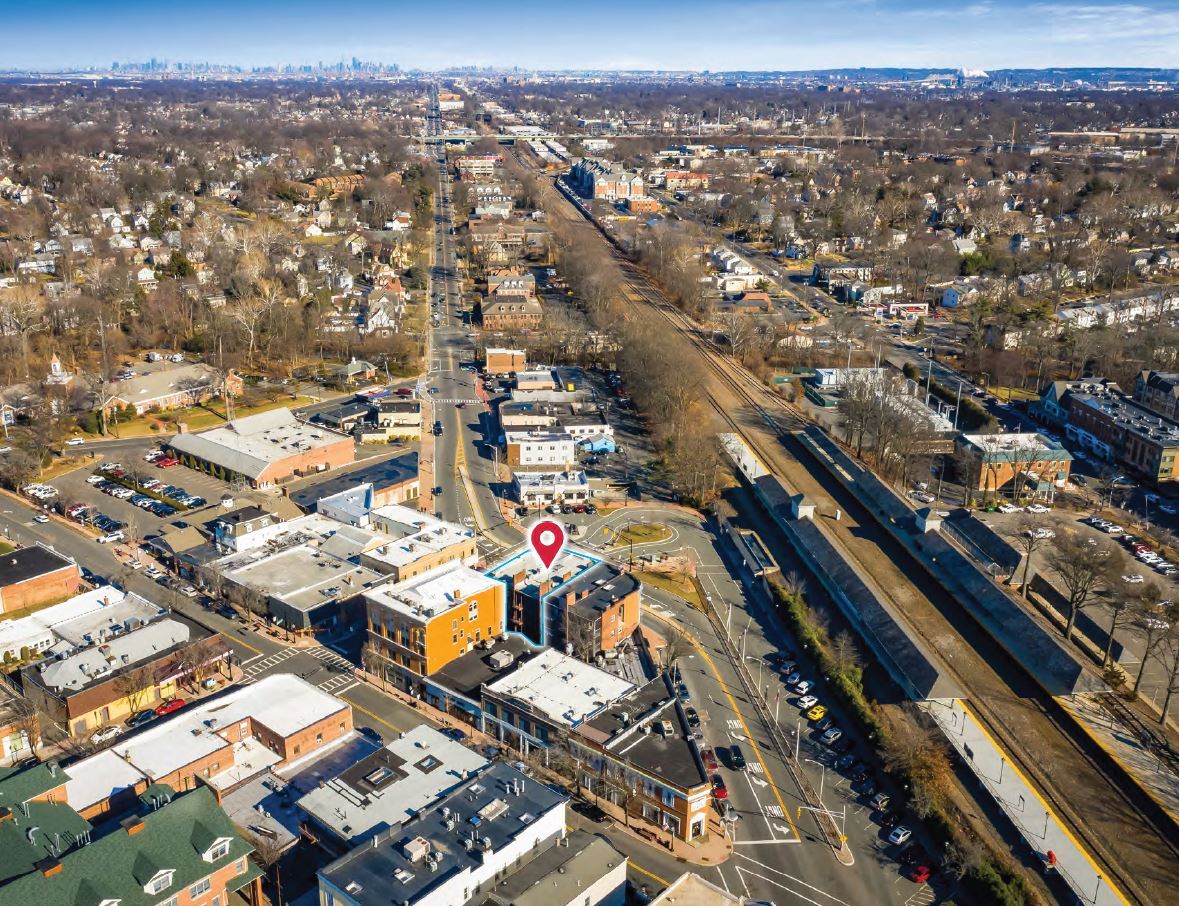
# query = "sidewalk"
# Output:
<box><xmin>1059</xmin><ymin>692</ymin><xmax>1179</xmax><ymax>824</ymax></box>
<box><xmin>351</xmin><ymin>668</ymin><xmax>731</xmax><ymax>866</ymax></box>
<box><xmin>921</xmin><ymin>699</ymin><xmax>1131</xmax><ymax>906</ymax></box>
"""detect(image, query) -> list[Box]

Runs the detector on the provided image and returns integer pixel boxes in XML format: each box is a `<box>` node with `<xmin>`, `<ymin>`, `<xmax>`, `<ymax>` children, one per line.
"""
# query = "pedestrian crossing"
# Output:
<box><xmin>307</xmin><ymin>645</ymin><xmax>354</xmax><ymax>670</ymax></box>
<box><xmin>243</xmin><ymin>647</ymin><xmax>298</xmax><ymax>676</ymax></box>
<box><xmin>318</xmin><ymin>673</ymin><xmax>359</xmax><ymax>693</ymax></box>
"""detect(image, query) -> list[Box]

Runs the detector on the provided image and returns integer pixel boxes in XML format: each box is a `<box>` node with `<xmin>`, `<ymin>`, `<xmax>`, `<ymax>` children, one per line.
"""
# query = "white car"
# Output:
<box><xmin>1123</xmin><ymin>574</ymin><xmax>1145</xmax><ymax>584</ymax></box>
<box><xmin>65</xmin><ymin>437</ymin><xmax>85</xmax><ymax>446</ymax></box>
<box><xmin>97</xmin><ymin>531</ymin><xmax>125</xmax><ymax>544</ymax></box>
<box><xmin>1026</xmin><ymin>504</ymin><xmax>1050</xmax><ymax>514</ymax></box>
<box><xmin>86</xmin><ymin>474</ymin><xmax>105</xmax><ymax>485</ymax></box>
<box><xmin>797</xmin><ymin>694</ymin><xmax>819</xmax><ymax>710</ymax></box>
<box><xmin>997</xmin><ymin>503</ymin><xmax>1022</xmax><ymax>514</ymax></box>
<box><xmin>888</xmin><ymin>826</ymin><xmax>912</xmax><ymax>846</ymax></box>
<box><xmin>794</xmin><ymin>680</ymin><xmax>813</xmax><ymax>695</ymax></box>
<box><xmin>33</xmin><ymin>514</ymin><xmax>49</xmax><ymax>524</ymax></box>
<box><xmin>90</xmin><ymin>725</ymin><xmax>122</xmax><ymax>745</ymax></box>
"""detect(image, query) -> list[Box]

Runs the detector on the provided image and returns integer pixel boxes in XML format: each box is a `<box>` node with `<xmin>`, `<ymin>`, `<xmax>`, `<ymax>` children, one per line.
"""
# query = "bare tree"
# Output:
<box><xmin>227</xmin><ymin>294</ymin><xmax>273</xmax><ymax>368</ymax></box>
<box><xmin>0</xmin><ymin>283</ymin><xmax>47</xmax><ymax>378</ymax></box>
<box><xmin>1152</xmin><ymin>627</ymin><xmax>1179</xmax><ymax>725</ymax></box>
<box><xmin>113</xmin><ymin>664</ymin><xmax>156</xmax><ymax>717</ymax></box>
<box><xmin>1011</xmin><ymin>513</ymin><xmax>1050</xmax><ymax>597</ymax></box>
<box><xmin>1046</xmin><ymin>531</ymin><xmax>1122</xmax><ymax>642</ymax></box>
<box><xmin>1133</xmin><ymin>600</ymin><xmax>1174</xmax><ymax>695</ymax></box>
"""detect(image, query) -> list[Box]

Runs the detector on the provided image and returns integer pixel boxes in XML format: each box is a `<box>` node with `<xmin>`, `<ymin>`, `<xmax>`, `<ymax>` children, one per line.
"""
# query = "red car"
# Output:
<box><xmin>395</xmin><ymin>388</ymin><xmax>414</xmax><ymax>397</ymax></box>
<box><xmin>156</xmin><ymin>457</ymin><xmax>179</xmax><ymax>468</ymax></box>
<box><xmin>703</xmin><ymin>748</ymin><xmax>719</xmax><ymax>772</ymax></box>
<box><xmin>711</xmin><ymin>775</ymin><xmax>728</xmax><ymax>800</ymax></box>
<box><xmin>908</xmin><ymin>865</ymin><xmax>932</xmax><ymax>884</ymax></box>
<box><xmin>154</xmin><ymin>698</ymin><xmax>185</xmax><ymax>716</ymax></box>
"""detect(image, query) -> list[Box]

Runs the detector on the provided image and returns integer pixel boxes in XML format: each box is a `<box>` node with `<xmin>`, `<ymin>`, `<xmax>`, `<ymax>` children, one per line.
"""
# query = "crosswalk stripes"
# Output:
<box><xmin>317</xmin><ymin>673</ymin><xmax>357</xmax><ymax>693</ymax></box>
<box><xmin>307</xmin><ymin>645</ymin><xmax>355</xmax><ymax>670</ymax></box>
<box><xmin>243</xmin><ymin>647</ymin><xmax>297</xmax><ymax>676</ymax></box>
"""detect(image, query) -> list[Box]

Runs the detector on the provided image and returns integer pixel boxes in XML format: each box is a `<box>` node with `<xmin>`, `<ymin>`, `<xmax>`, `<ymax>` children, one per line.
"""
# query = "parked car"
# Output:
<box><xmin>880</xmin><ymin>811</ymin><xmax>902</xmax><ymax>830</ymax></box>
<box><xmin>1026</xmin><ymin>503</ymin><xmax>1050</xmax><ymax>514</ymax></box>
<box><xmin>126</xmin><ymin>709</ymin><xmax>157</xmax><ymax>729</ymax></box>
<box><xmin>908</xmin><ymin>864</ymin><xmax>933</xmax><ymax>884</ymax></box>
<box><xmin>90</xmin><ymin>725</ymin><xmax>122</xmax><ymax>745</ymax></box>
<box><xmin>358</xmin><ymin>725</ymin><xmax>384</xmax><ymax>745</ymax></box>
<box><xmin>729</xmin><ymin>744</ymin><xmax>747</xmax><ymax>770</ymax></box>
<box><xmin>821</xmin><ymin>727</ymin><xmax>843</xmax><ymax>745</ymax></box>
<box><xmin>154</xmin><ymin>698</ymin><xmax>185</xmax><ymax>716</ymax></box>
<box><xmin>870</xmin><ymin>792</ymin><xmax>891</xmax><ymax>811</ymax></box>
<box><xmin>797</xmin><ymin>694</ymin><xmax>819</xmax><ymax>710</ymax></box>
<box><xmin>703</xmin><ymin>749</ymin><xmax>720</xmax><ymax>772</ymax></box>
<box><xmin>998</xmin><ymin>503</ymin><xmax>1022</xmax><ymax>514</ymax></box>
<box><xmin>711</xmin><ymin>775</ymin><xmax>728</xmax><ymax>799</ymax></box>
<box><xmin>836</xmin><ymin>753</ymin><xmax>858</xmax><ymax>772</ymax></box>
<box><xmin>806</xmin><ymin>704</ymin><xmax>828</xmax><ymax>721</ymax></box>
<box><xmin>794</xmin><ymin>680</ymin><xmax>813</xmax><ymax>695</ymax></box>
<box><xmin>33</xmin><ymin>514</ymin><xmax>49</xmax><ymax>523</ymax></box>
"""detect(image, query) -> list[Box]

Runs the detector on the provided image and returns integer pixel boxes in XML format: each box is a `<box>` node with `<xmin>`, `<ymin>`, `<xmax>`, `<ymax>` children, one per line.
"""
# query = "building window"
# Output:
<box><xmin>147</xmin><ymin>870</ymin><xmax>174</xmax><ymax>895</ymax></box>
<box><xmin>189</xmin><ymin>877</ymin><xmax>212</xmax><ymax>898</ymax></box>
<box><xmin>207</xmin><ymin>840</ymin><xmax>231</xmax><ymax>861</ymax></box>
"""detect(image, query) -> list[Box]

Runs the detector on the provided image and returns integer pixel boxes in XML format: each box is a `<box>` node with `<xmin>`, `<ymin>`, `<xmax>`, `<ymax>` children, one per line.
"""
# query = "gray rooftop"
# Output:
<box><xmin>553</xmin><ymin>560</ymin><xmax>640</xmax><ymax>617</ymax></box>
<box><xmin>430</xmin><ymin>635</ymin><xmax>538</xmax><ymax>700</ymax></box>
<box><xmin>297</xmin><ymin>725</ymin><xmax>489</xmax><ymax>847</ymax></box>
<box><xmin>484</xmin><ymin>830</ymin><xmax>625</xmax><ymax>906</ymax></box>
<box><xmin>1070</xmin><ymin>390</ymin><xmax>1179</xmax><ymax>446</ymax></box>
<box><xmin>578</xmin><ymin>678</ymin><xmax>708</xmax><ymax>791</ymax></box>
<box><xmin>288</xmin><ymin>452</ymin><xmax>419</xmax><ymax>512</ymax></box>
<box><xmin>319</xmin><ymin>763</ymin><xmax>566</xmax><ymax>906</ymax></box>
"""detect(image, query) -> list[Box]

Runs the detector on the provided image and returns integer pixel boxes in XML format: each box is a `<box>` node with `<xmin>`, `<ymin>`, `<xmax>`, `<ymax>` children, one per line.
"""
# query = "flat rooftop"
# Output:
<box><xmin>97</xmin><ymin>673</ymin><xmax>349</xmax><ymax>784</ymax></box>
<box><xmin>485</xmin><ymin>543</ymin><xmax>599</xmax><ymax>590</ymax></box>
<box><xmin>485</xmin><ymin>649</ymin><xmax>635</xmax><ymax>728</ymax></box>
<box><xmin>960</xmin><ymin>431</ymin><xmax>1071</xmax><ymax>458</ymax></box>
<box><xmin>0</xmin><ymin>544</ymin><xmax>74</xmax><ymax>586</ymax></box>
<box><xmin>220</xmin><ymin>541</ymin><xmax>382</xmax><ymax>613</ymax></box>
<box><xmin>288</xmin><ymin>451</ymin><xmax>419</xmax><ymax>511</ymax></box>
<box><xmin>578</xmin><ymin>678</ymin><xmax>707</xmax><ymax>791</ymax></box>
<box><xmin>297</xmin><ymin>725</ymin><xmax>488</xmax><ymax>845</ymax></box>
<box><xmin>365</xmin><ymin>505</ymin><xmax>475</xmax><ymax>570</ymax></box>
<box><xmin>488</xmin><ymin>830</ymin><xmax>625</xmax><ymax>906</ymax></box>
<box><xmin>36</xmin><ymin>617</ymin><xmax>193</xmax><ymax>693</ymax></box>
<box><xmin>318</xmin><ymin>763</ymin><xmax>565</xmax><ymax>906</ymax></box>
<box><xmin>1070</xmin><ymin>391</ymin><xmax>1179</xmax><ymax>445</ymax></box>
<box><xmin>0</xmin><ymin>584</ymin><xmax>130</xmax><ymax>656</ymax></box>
<box><xmin>556</xmin><ymin>560</ymin><xmax>640</xmax><ymax>616</ymax></box>
<box><xmin>170</xmin><ymin>407</ymin><xmax>351</xmax><ymax>480</ymax></box>
<box><xmin>429</xmin><ymin>635</ymin><xmax>537</xmax><ymax>700</ymax></box>
<box><xmin>366</xmin><ymin>560</ymin><xmax>500</xmax><ymax>625</ymax></box>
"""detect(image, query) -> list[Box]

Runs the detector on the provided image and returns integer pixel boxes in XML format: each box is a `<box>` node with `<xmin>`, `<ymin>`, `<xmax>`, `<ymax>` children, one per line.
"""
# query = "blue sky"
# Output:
<box><xmin>7</xmin><ymin>0</ymin><xmax>1179</xmax><ymax>71</ymax></box>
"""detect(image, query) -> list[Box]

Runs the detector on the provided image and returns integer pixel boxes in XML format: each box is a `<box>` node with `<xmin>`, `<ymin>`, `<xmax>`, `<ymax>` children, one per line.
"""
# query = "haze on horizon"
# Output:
<box><xmin>8</xmin><ymin>0</ymin><xmax>1179</xmax><ymax>73</ymax></box>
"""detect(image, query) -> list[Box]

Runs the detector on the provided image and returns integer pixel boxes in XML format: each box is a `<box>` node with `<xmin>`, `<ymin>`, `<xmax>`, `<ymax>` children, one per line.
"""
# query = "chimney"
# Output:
<box><xmin>34</xmin><ymin>858</ymin><xmax>62</xmax><ymax>877</ymax></box>
<box><xmin>122</xmin><ymin>816</ymin><xmax>146</xmax><ymax>836</ymax></box>
<box><xmin>0</xmin><ymin>808</ymin><xmax>12</xmax><ymax>824</ymax></box>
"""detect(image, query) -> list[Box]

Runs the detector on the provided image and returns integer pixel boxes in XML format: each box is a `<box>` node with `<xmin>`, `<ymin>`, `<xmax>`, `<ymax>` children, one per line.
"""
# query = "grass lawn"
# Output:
<box><xmin>635</xmin><ymin>570</ymin><xmax>702</xmax><ymax>608</ymax></box>
<box><xmin>0</xmin><ymin>541</ymin><xmax>14</xmax><ymax>555</ymax></box>
<box><xmin>106</xmin><ymin>395</ymin><xmax>319</xmax><ymax>438</ymax></box>
<box><xmin>612</xmin><ymin>522</ymin><xmax>672</xmax><ymax>547</ymax></box>
<box><xmin>41</xmin><ymin>452</ymin><xmax>103</xmax><ymax>482</ymax></box>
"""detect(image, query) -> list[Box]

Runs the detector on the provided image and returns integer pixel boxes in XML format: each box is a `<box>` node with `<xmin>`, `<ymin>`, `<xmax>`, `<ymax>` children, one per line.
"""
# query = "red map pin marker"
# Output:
<box><xmin>528</xmin><ymin>519</ymin><xmax>566</xmax><ymax>570</ymax></box>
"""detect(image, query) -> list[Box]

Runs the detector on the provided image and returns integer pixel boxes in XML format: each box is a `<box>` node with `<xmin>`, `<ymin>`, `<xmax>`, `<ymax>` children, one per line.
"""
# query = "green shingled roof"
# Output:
<box><xmin>0</xmin><ymin>761</ymin><xmax>68</xmax><ymax>807</ymax></box>
<box><xmin>0</xmin><ymin>800</ymin><xmax>92</xmax><ymax>885</ymax></box>
<box><xmin>0</xmin><ymin>787</ymin><xmax>255</xmax><ymax>906</ymax></box>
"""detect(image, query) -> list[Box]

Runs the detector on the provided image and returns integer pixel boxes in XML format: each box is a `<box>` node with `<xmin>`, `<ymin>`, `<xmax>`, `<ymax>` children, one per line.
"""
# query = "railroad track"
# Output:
<box><xmin>633</xmin><ymin>274</ymin><xmax>1177</xmax><ymax>905</ymax></box>
<box><xmin>524</xmin><ymin>167</ymin><xmax>1176</xmax><ymax>901</ymax></box>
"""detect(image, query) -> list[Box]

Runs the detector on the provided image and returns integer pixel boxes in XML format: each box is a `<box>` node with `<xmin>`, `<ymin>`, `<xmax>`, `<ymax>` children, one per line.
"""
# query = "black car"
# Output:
<box><xmin>879</xmin><ymin>811</ymin><xmax>902</xmax><ymax>830</ymax></box>
<box><xmin>358</xmin><ymin>726</ymin><xmax>384</xmax><ymax>745</ymax></box>
<box><xmin>815</xmin><ymin>717</ymin><xmax>835</xmax><ymax>732</ymax></box>
<box><xmin>850</xmin><ymin>764</ymin><xmax>871</xmax><ymax>782</ymax></box>
<box><xmin>584</xmin><ymin>503</ymin><xmax>598</xmax><ymax>515</ymax></box>
<box><xmin>832</xmin><ymin>736</ymin><xmax>855</xmax><ymax>755</ymax></box>
<box><xmin>900</xmin><ymin>846</ymin><xmax>928</xmax><ymax>866</ymax></box>
<box><xmin>444</xmin><ymin>727</ymin><xmax>467</xmax><ymax>742</ymax></box>
<box><xmin>685</xmin><ymin>707</ymin><xmax>701</xmax><ymax>728</ymax></box>
<box><xmin>126</xmin><ymin>710</ymin><xmax>156</xmax><ymax>728</ymax></box>
<box><xmin>836</xmin><ymin>753</ymin><xmax>858</xmax><ymax>772</ymax></box>
<box><xmin>729</xmin><ymin>744</ymin><xmax>747</xmax><ymax>770</ymax></box>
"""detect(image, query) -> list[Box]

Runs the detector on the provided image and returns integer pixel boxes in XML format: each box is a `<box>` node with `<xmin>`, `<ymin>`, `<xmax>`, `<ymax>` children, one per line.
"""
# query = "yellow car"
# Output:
<box><xmin>806</xmin><ymin>704</ymin><xmax>828</xmax><ymax>721</ymax></box>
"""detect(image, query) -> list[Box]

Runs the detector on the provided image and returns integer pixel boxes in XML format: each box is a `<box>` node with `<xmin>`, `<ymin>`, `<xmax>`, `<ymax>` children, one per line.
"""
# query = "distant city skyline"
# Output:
<box><xmin>8</xmin><ymin>0</ymin><xmax>1179</xmax><ymax>72</ymax></box>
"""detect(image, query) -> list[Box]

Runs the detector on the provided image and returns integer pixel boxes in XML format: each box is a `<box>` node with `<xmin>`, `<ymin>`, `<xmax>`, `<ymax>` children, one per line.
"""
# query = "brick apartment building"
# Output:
<box><xmin>0</xmin><ymin>545</ymin><xmax>81</xmax><ymax>615</ymax></box>
<box><xmin>571</xmin><ymin>158</ymin><xmax>645</xmax><ymax>200</ymax></box>
<box><xmin>480</xmin><ymin>296</ymin><xmax>544</xmax><ymax>331</ymax></box>
<box><xmin>364</xmin><ymin>561</ymin><xmax>507</xmax><ymax>687</ymax></box>
<box><xmin>1066</xmin><ymin>388</ymin><xmax>1179</xmax><ymax>484</ymax></box>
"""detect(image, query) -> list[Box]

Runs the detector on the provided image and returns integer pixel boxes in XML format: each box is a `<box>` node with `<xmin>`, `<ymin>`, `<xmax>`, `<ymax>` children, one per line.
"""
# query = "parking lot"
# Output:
<box><xmin>47</xmin><ymin>440</ymin><xmax>234</xmax><ymax>539</ymax></box>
